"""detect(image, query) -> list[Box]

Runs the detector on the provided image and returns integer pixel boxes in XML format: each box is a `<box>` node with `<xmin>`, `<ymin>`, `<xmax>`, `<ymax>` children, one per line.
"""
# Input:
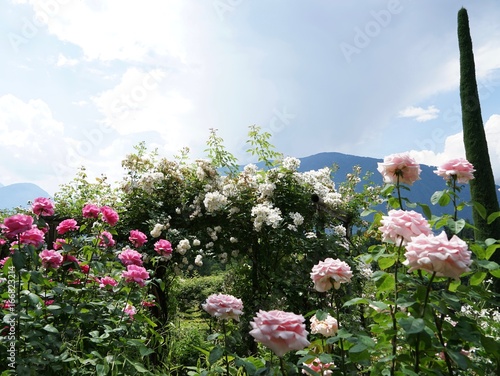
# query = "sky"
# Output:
<box><xmin>1</xmin><ymin>0</ymin><xmax>500</xmax><ymax>196</ymax></box>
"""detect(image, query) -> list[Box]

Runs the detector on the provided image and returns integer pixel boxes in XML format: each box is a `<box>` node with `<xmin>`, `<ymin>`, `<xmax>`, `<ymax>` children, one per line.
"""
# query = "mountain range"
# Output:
<box><xmin>1</xmin><ymin>152</ymin><xmax>499</xmax><ymax>221</ymax></box>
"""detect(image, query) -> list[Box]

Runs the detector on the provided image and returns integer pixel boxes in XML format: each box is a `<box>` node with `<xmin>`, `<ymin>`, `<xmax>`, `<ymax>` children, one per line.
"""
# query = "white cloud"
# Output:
<box><xmin>398</xmin><ymin>105</ymin><xmax>440</xmax><ymax>122</ymax></box>
<box><xmin>410</xmin><ymin>114</ymin><xmax>500</xmax><ymax>183</ymax></box>
<box><xmin>56</xmin><ymin>53</ymin><xmax>78</xmax><ymax>67</ymax></box>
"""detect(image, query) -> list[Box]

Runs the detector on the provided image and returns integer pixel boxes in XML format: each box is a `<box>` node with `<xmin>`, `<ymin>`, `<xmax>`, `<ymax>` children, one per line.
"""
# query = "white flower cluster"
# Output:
<box><xmin>150</xmin><ymin>223</ymin><xmax>165</xmax><ymax>238</ymax></box>
<box><xmin>138</xmin><ymin>172</ymin><xmax>164</xmax><ymax>193</ymax></box>
<box><xmin>287</xmin><ymin>212</ymin><xmax>304</xmax><ymax>231</ymax></box>
<box><xmin>195</xmin><ymin>254</ymin><xmax>203</xmax><ymax>266</ymax></box>
<box><xmin>176</xmin><ymin>239</ymin><xmax>191</xmax><ymax>255</ymax></box>
<box><xmin>203</xmin><ymin>192</ymin><xmax>228</xmax><ymax>213</ymax></box>
<box><xmin>333</xmin><ymin>224</ymin><xmax>346</xmax><ymax>237</ymax></box>
<box><xmin>195</xmin><ymin>159</ymin><xmax>217</xmax><ymax>180</ymax></box>
<box><xmin>258</xmin><ymin>182</ymin><xmax>276</xmax><ymax>198</ymax></box>
<box><xmin>282</xmin><ymin>157</ymin><xmax>301</xmax><ymax>171</ymax></box>
<box><xmin>251</xmin><ymin>202</ymin><xmax>283</xmax><ymax>231</ymax></box>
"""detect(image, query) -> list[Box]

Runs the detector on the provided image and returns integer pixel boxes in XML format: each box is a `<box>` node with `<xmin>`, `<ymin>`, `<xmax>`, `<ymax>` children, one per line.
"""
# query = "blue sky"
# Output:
<box><xmin>1</xmin><ymin>0</ymin><xmax>500</xmax><ymax>195</ymax></box>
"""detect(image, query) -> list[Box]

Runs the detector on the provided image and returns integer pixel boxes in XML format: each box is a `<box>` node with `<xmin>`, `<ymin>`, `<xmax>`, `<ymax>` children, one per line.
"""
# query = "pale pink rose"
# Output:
<box><xmin>249</xmin><ymin>310</ymin><xmax>310</xmax><ymax>357</ymax></box>
<box><xmin>118</xmin><ymin>248</ymin><xmax>143</xmax><ymax>266</ymax></box>
<box><xmin>403</xmin><ymin>231</ymin><xmax>472</xmax><ymax>280</ymax></box>
<box><xmin>82</xmin><ymin>203</ymin><xmax>100</xmax><ymax>218</ymax></box>
<box><xmin>99</xmin><ymin>276</ymin><xmax>118</xmax><ymax>289</ymax></box>
<box><xmin>100</xmin><ymin>206</ymin><xmax>119</xmax><ymax>226</ymax></box>
<box><xmin>2</xmin><ymin>214</ymin><xmax>34</xmax><ymax>237</ymax></box>
<box><xmin>434</xmin><ymin>158</ymin><xmax>475</xmax><ymax>184</ymax></box>
<box><xmin>202</xmin><ymin>293</ymin><xmax>243</xmax><ymax>321</ymax></box>
<box><xmin>311</xmin><ymin>258</ymin><xmax>352</xmax><ymax>292</ymax></box>
<box><xmin>377</xmin><ymin>153</ymin><xmax>421</xmax><ymax>185</ymax></box>
<box><xmin>56</xmin><ymin>219</ymin><xmax>79</xmax><ymax>235</ymax></box>
<box><xmin>40</xmin><ymin>249</ymin><xmax>63</xmax><ymax>269</ymax></box>
<box><xmin>99</xmin><ymin>231</ymin><xmax>116</xmax><ymax>247</ymax></box>
<box><xmin>32</xmin><ymin>197</ymin><xmax>55</xmax><ymax>217</ymax></box>
<box><xmin>310</xmin><ymin>313</ymin><xmax>338</xmax><ymax>337</ymax></box>
<box><xmin>302</xmin><ymin>358</ymin><xmax>335</xmax><ymax>375</ymax></box>
<box><xmin>129</xmin><ymin>230</ymin><xmax>148</xmax><ymax>248</ymax></box>
<box><xmin>19</xmin><ymin>227</ymin><xmax>45</xmax><ymax>247</ymax></box>
<box><xmin>123</xmin><ymin>303</ymin><xmax>137</xmax><ymax>319</ymax></box>
<box><xmin>122</xmin><ymin>265</ymin><xmax>149</xmax><ymax>287</ymax></box>
<box><xmin>379</xmin><ymin>210</ymin><xmax>432</xmax><ymax>245</ymax></box>
<box><xmin>154</xmin><ymin>239</ymin><xmax>173</xmax><ymax>256</ymax></box>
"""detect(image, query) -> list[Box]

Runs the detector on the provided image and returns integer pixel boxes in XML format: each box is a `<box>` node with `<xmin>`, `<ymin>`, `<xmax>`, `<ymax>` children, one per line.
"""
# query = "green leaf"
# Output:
<box><xmin>487</xmin><ymin>211</ymin><xmax>500</xmax><ymax>224</ymax></box>
<box><xmin>208</xmin><ymin>346</ymin><xmax>224</xmax><ymax>365</ymax></box>
<box><xmin>473</xmin><ymin>201</ymin><xmax>487</xmax><ymax>219</ymax></box>
<box><xmin>375</xmin><ymin>273</ymin><xmax>395</xmax><ymax>292</ymax></box>
<box><xmin>447</xmin><ymin>218</ymin><xmax>465</xmax><ymax>234</ymax></box>
<box><xmin>343</xmin><ymin>298</ymin><xmax>370</xmax><ymax>307</ymax></box>
<box><xmin>418</xmin><ymin>203</ymin><xmax>432</xmax><ymax>219</ymax></box>
<box><xmin>490</xmin><ymin>269</ymin><xmax>500</xmax><ymax>278</ymax></box>
<box><xmin>399</xmin><ymin>317</ymin><xmax>425</xmax><ymax>334</ymax></box>
<box><xmin>43</xmin><ymin>324</ymin><xmax>59</xmax><ymax>333</ymax></box>
<box><xmin>378</xmin><ymin>256</ymin><xmax>396</xmax><ymax>270</ymax></box>
<box><xmin>475</xmin><ymin>260</ymin><xmax>499</xmax><ymax>270</ymax></box>
<box><xmin>485</xmin><ymin>243</ymin><xmax>500</xmax><ymax>261</ymax></box>
<box><xmin>431</xmin><ymin>190</ymin><xmax>450</xmax><ymax>206</ymax></box>
<box><xmin>469</xmin><ymin>271</ymin><xmax>487</xmax><ymax>286</ymax></box>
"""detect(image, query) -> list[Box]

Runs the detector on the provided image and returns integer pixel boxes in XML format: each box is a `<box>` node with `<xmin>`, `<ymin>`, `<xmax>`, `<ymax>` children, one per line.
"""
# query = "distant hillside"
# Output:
<box><xmin>0</xmin><ymin>183</ymin><xmax>51</xmax><ymax>210</ymax></box>
<box><xmin>297</xmin><ymin>152</ymin><xmax>500</xmax><ymax>220</ymax></box>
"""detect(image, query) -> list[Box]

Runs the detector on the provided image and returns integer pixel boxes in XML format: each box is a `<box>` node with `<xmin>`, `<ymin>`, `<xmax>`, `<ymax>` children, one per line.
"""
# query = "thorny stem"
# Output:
<box><xmin>415</xmin><ymin>272</ymin><xmax>436</xmax><ymax>373</ymax></box>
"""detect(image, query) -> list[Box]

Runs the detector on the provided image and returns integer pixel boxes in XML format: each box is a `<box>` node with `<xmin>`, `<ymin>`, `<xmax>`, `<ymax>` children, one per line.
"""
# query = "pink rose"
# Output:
<box><xmin>100</xmin><ymin>206</ymin><xmax>119</xmax><ymax>226</ymax></box>
<box><xmin>118</xmin><ymin>248</ymin><xmax>143</xmax><ymax>266</ymax></box>
<box><xmin>19</xmin><ymin>227</ymin><xmax>45</xmax><ymax>247</ymax></box>
<box><xmin>123</xmin><ymin>303</ymin><xmax>137</xmax><ymax>319</ymax></box>
<box><xmin>122</xmin><ymin>264</ymin><xmax>149</xmax><ymax>287</ymax></box>
<box><xmin>99</xmin><ymin>231</ymin><xmax>116</xmax><ymax>247</ymax></box>
<box><xmin>32</xmin><ymin>197</ymin><xmax>55</xmax><ymax>217</ymax></box>
<box><xmin>2</xmin><ymin>214</ymin><xmax>34</xmax><ymax>237</ymax></box>
<box><xmin>154</xmin><ymin>239</ymin><xmax>173</xmax><ymax>256</ymax></box>
<box><xmin>434</xmin><ymin>158</ymin><xmax>475</xmax><ymax>184</ymax></box>
<box><xmin>82</xmin><ymin>203</ymin><xmax>100</xmax><ymax>218</ymax></box>
<box><xmin>302</xmin><ymin>358</ymin><xmax>335</xmax><ymax>375</ymax></box>
<box><xmin>56</xmin><ymin>219</ymin><xmax>79</xmax><ymax>235</ymax></box>
<box><xmin>202</xmin><ymin>293</ymin><xmax>244</xmax><ymax>321</ymax></box>
<box><xmin>249</xmin><ymin>309</ymin><xmax>310</xmax><ymax>357</ymax></box>
<box><xmin>129</xmin><ymin>230</ymin><xmax>148</xmax><ymax>248</ymax></box>
<box><xmin>310</xmin><ymin>313</ymin><xmax>338</xmax><ymax>337</ymax></box>
<box><xmin>99</xmin><ymin>276</ymin><xmax>118</xmax><ymax>289</ymax></box>
<box><xmin>311</xmin><ymin>258</ymin><xmax>352</xmax><ymax>292</ymax></box>
<box><xmin>379</xmin><ymin>210</ymin><xmax>432</xmax><ymax>246</ymax></box>
<box><xmin>40</xmin><ymin>249</ymin><xmax>63</xmax><ymax>269</ymax></box>
<box><xmin>377</xmin><ymin>153</ymin><xmax>421</xmax><ymax>185</ymax></box>
<box><xmin>53</xmin><ymin>238</ymin><xmax>66</xmax><ymax>250</ymax></box>
<box><xmin>403</xmin><ymin>231</ymin><xmax>472</xmax><ymax>280</ymax></box>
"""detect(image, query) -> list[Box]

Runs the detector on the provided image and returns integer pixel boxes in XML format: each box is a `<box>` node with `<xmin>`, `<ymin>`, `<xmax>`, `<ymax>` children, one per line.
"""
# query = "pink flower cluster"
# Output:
<box><xmin>302</xmin><ymin>358</ymin><xmax>335</xmax><ymax>375</ymax></box>
<box><xmin>56</xmin><ymin>219</ymin><xmax>79</xmax><ymax>235</ymax></box>
<box><xmin>118</xmin><ymin>248</ymin><xmax>143</xmax><ymax>266</ymax></box>
<box><xmin>202</xmin><ymin>293</ymin><xmax>244</xmax><ymax>321</ymax></box>
<box><xmin>40</xmin><ymin>249</ymin><xmax>63</xmax><ymax>269</ymax></box>
<box><xmin>310</xmin><ymin>258</ymin><xmax>352</xmax><ymax>292</ymax></box>
<box><xmin>32</xmin><ymin>197</ymin><xmax>55</xmax><ymax>217</ymax></box>
<box><xmin>1</xmin><ymin>214</ymin><xmax>33</xmax><ymax>238</ymax></box>
<box><xmin>403</xmin><ymin>231</ymin><xmax>472</xmax><ymax>280</ymax></box>
<box><xmin>377</xmin><ymin>153</ymin><xmax>421</xmax><ymax>186</ymax></box>
<box><xmin>154</xmin><ymin>239</ymin><xmax>173</xmax><ymax>256</ymax></box>
<box><xmin>122</xmin><ymin>265</ymin><xmax>149</xmax><ymax>287</ymax></box>
<box><xmin>434</xmin><ymin>158</ymin><xmax>475</xmax><ymax>184</ymax></box>
<box><xmin>129</xmin><ymin>230</ymin><xmax>148</xmax><ymax>248</ymax></box>
<box><xmin>249</xmin><ymin>309</ymin><xmax>310</xmax><ymax>357</ymax></box>
<box><xmin>82</xmin><ymin>204</ymin><xmax>119</xmax><ymax>227</ymax></box>
<box><xmin>379</xmin><ymin>209</ymin><xmax>432</xmax><ymax>245</ymax></box>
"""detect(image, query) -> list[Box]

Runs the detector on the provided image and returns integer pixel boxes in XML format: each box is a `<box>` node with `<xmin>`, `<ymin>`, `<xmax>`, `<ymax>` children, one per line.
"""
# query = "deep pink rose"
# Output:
<box><xmin>311</xmin><ymin>258</ymin><xmax>352</xmax><ymax>292</ymax></box>
<box><xmin>434</xmin><ymin>158</ymin><xmax>475</xmax><ymax>184</ymax></box>
<box><xmin>56</xmin><ymin>219</ymin><xmax>79</xmax><ymax>235</ymax></box>
<box><xmin>118</xmin><ymin>248</ymin><xmax>143</xmax><ymax>266</ymax></box>
<box><xmin>377</xmin><ymin>153</ymin><xmax>421</xmax><ymax>185</ymax></box>
<box><xmin>202</xmin><ymin>294</ymin><xmax>243</xmax><ymax>321</ymax></box>
<box><xmin>78</xmin><ymin>262</ymin><xmax>90</xmax><ymax>274</ymax></box>
<box><xmin>403</xmin><ymin>231</ymin><xmax>472</xmax><ymax>280</ymax></box>
<box><xmin>32</xmin><ymin>197</ymin><xmax>55</xmax><ymax>217</ymax></box>
<box><xmin>379</xmin><ymin>209</ymin><xmax>432</xmax><ymax>246</ymax></box>
<box><xmin>122</xmin><ymin>264</ymin><xmax>149</xmax><ymax>287</ymax></box>
<box><xmin>19</xmin><ymin>227</ymin><xmax>45</xmax><ymax>247</ymax></box>
<box><xmin>99</xmin><ymin>276</ymin><xmax>118</xmax><ymax>289</ymax></box>
<box><xmin>154</xmin><ymin>239</ymin><xmax>173</xmax><ymax>256</ymax></box>
<box><xmin>99</xmin><ymin>231</ymin><xmax>116</xmax><ymax>247</ymax></box>
<box><xmin>302</xmin><ymin>358</ymin><xmax>335</xmax><ymax>375</ymax></box>
<box><xmin>0</xmin><ymin>257</ymin><xmax>10</xmax><ymax>266</ymax></box>
<box><xmin>2</xmin><ymin>214</ymin><xmax>34</xmax><ymax>237</ymax></box>
<box><xmin>82</xmin><ymin>203</ymin><xmax>100</xmax><ymax>218</ymax></box>
<box><xmin>129</xmin><ymin>230</ymin><xmax>148</xmax><ymax>248</ymax></box>
<box><xmin>40</xmin><ymin>249</ymin><xmax>63</xmax><ymax>269</ymax></box>
<box><xmin>249</xmin><ymin>309</ymin><xmax>310</xmax><ymax>357</ymax></box>
<box><xmin>100</xmin><ymin>206</ymin><xmax>119</xmax><ymax>226</ymax></box>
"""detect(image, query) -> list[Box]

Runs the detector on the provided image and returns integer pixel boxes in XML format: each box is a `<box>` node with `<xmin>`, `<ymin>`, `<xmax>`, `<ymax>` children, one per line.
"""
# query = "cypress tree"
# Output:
<box><xmin>457</xmin><ymin>8</ymin><xmax>500</xmax><ymax>244</ymax></box>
